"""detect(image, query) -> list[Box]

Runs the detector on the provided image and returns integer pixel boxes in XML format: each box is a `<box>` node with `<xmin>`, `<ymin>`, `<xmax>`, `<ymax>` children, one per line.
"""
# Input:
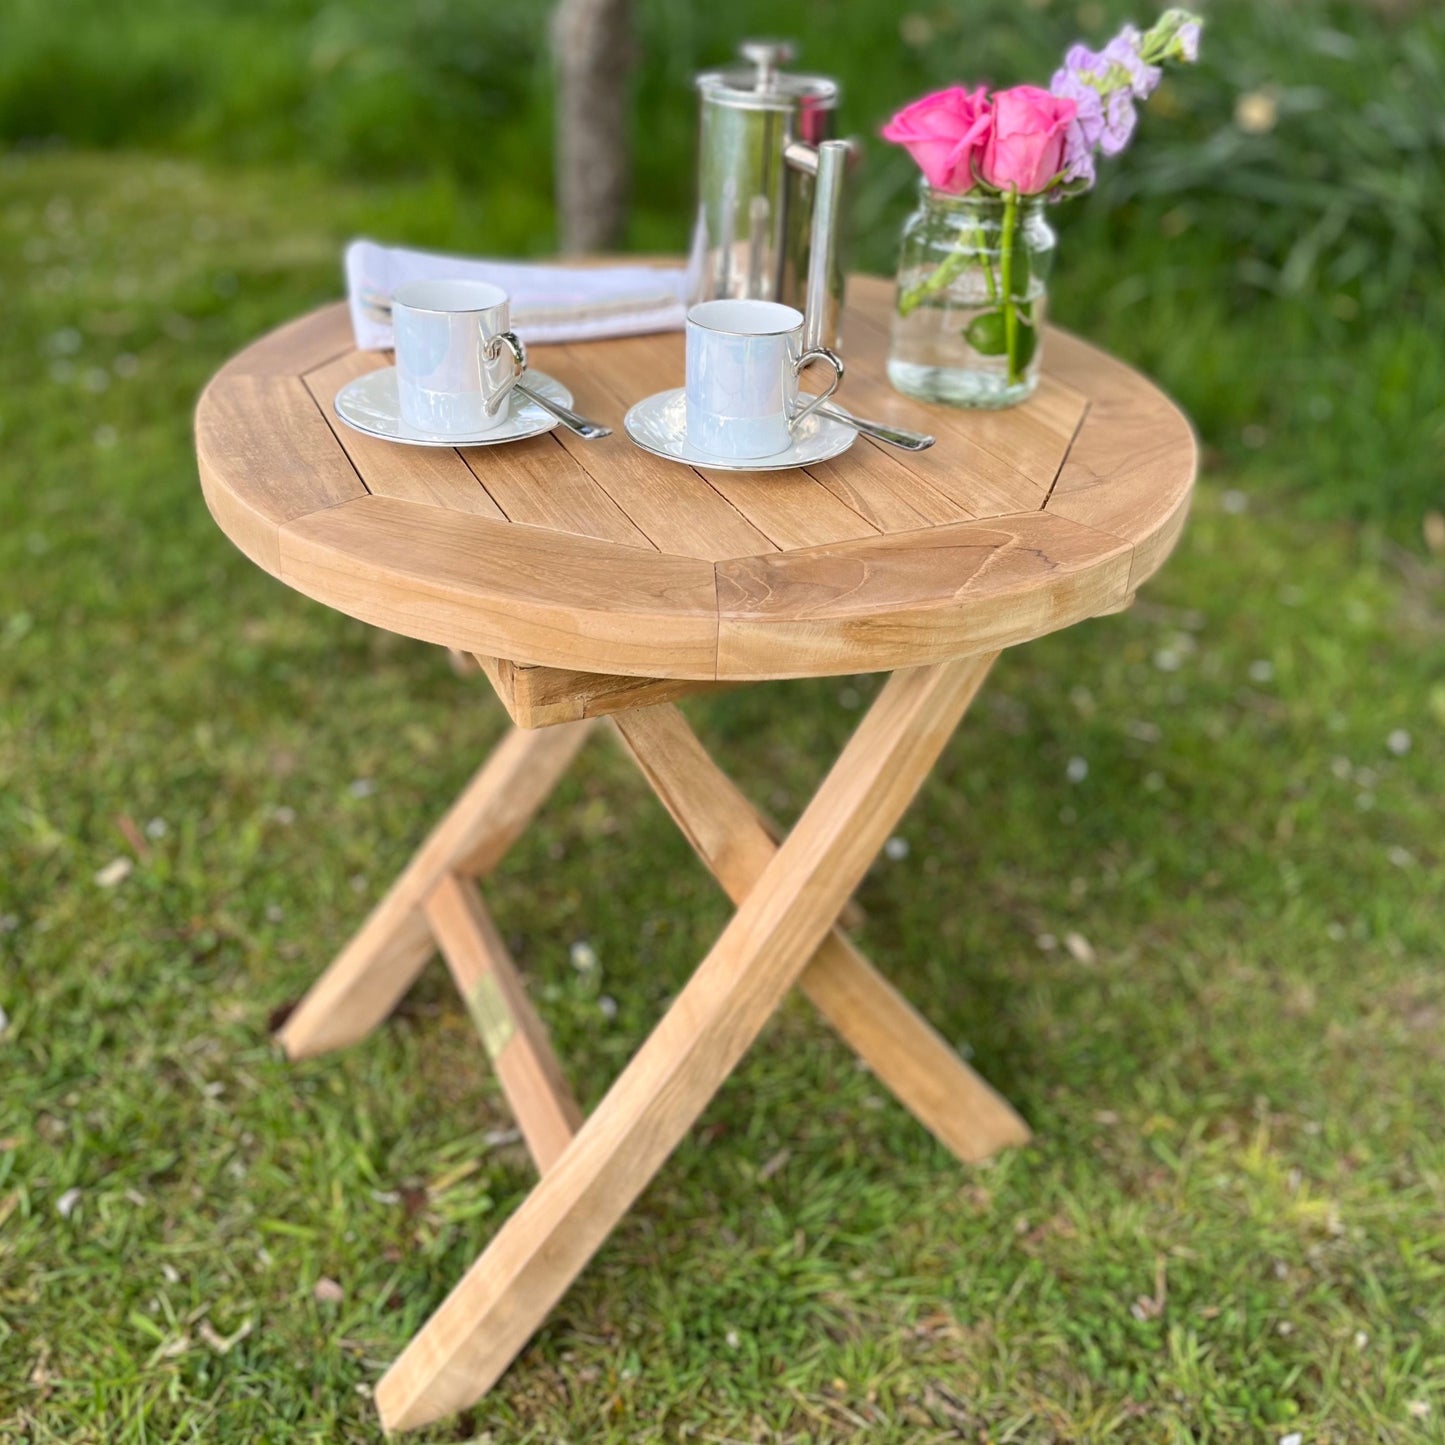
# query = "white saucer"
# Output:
<box><xmin>623</xmin><ymin>388</ymin><xmax>856</xmax><ymax>472</ymax></box>
<box><xmin>334</xmin><ymin>367</ymin><xmax>572</xmax><ymax>447</ymax></box>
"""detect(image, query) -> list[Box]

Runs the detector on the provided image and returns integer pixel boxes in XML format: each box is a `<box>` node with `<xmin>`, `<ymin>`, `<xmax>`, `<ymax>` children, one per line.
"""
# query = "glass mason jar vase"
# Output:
<box><xmin>888</xmin><ymin>183</ymin><xmax>1057</xmax><ymax>409</ymax></box>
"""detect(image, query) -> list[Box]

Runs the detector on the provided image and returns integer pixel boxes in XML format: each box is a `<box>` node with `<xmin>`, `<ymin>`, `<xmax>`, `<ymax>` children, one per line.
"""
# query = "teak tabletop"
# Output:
<box><xmin>195</xmin><ymin>269</ymin><xmax>1196</xmax><ymax>1431</ymax></box>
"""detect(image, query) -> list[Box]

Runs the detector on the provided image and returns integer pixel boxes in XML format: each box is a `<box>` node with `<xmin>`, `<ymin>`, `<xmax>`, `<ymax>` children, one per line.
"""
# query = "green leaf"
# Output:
<box><xmin>965</xmin><ymin>309</ymin><xmax>1039</xmax><ymax>366</ymax></box>
<box><xmin>965</xmin><ymin>310</ymin><xmax>1008</xmax><ymax>355</ymax></box>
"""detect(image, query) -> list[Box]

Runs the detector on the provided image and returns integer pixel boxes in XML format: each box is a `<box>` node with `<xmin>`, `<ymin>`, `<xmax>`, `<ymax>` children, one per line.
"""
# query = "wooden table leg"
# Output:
<box><xmin>375</xmin><ymin>655</ymin><xmax>994</xmax><ymax>1431</ymax></box>
<box><xmin>612</xmin><ymin>694</ymin><xmax>1029</xmax><ymax>1164</ymax></box>
<box><xmin>423</xmin><ymin>874</ymin><xmax>584</xmax><ymax>1174</ymax></box>
<box><xmin>277</xmin><ymin>720</ymin><xmax>596</xmax><ymax>1060</ymax></box>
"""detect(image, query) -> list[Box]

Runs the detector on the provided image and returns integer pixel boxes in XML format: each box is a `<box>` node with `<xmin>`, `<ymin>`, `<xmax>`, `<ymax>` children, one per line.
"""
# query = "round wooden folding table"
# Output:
<box><xmin>195</xmin><ymin>273</ymin><xmax>1196</xmax><ymax>1432</ymax></box>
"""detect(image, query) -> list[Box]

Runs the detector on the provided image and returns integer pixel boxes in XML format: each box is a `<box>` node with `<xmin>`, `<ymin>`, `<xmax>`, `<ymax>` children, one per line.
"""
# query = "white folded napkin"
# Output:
<box><xmin>345</xmin><ymin>238</ymin><xmax>689</xmax><ymax>351</ymax></box>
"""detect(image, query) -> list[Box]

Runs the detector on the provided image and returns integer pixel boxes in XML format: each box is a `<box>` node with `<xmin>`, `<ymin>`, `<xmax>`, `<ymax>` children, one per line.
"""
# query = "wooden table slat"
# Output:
<box><xmin>196</xmin><ymin>372</ymin><xmax>370</xmax><ymax>574</ymax></box>
<box><xmin>277</xmin><ymin>494</ymin><xmax>718</xmax><ymax>677</ymax></box>
<box><xmin>458</xmin><ymin>434</ymin><xmax>656</xmax><ymax>550</ymax></box>
<box><xmin>302</xmin><ymin>351</ymin><xmax>508</xmax><ymax>518</ymax></box>
<box><xmin>692</xmin><ymin>465</ymin><xmax>879</xmax><ymax>551</ymax></box>
<box><xmin>581</xmin><ymin>331</ymin><xmax>885</xmax><ymax>551</ymax></box>
<box><xmin>836</xmin><ymin>311</ymin><xmax>1068</xmax><ymax>519</ymax></box>
<box><xmin>541</xmin><ymin>341</ymin><xmax>779</xmax><ymax>561</ymax></box>
<box><xmin>713</xmin><ymin>509</ymin><xmax>1134</xmax><ymax>679</ymax></box>
<box><xmin>846</xmin><ymin>290</ymin><xmax>1092</xmax><ymax>493</ymax></box>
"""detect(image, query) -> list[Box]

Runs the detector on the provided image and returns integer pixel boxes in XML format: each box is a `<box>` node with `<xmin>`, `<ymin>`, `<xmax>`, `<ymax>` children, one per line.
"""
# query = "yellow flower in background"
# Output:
<box><xmin>1235</xmin><ymin>88</ymin><xmax>1279</xmax><ymax>134</ymax></box>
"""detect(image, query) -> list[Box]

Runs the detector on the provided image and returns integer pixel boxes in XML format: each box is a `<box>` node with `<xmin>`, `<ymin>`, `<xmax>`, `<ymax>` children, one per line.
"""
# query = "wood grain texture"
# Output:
<box><xmin>277</xmin><ymin>495</ymin><xmax>719</xmax><ymax>678</ymax></box>
<box><xmin>799</xmin><ymin>939</ymin><xmax>1031</xmax><ymax>1161</ymax></box>
<box><xmin>197</xmin><ymin>276</ymin><xmax>1196</xmax><ymax>681</ymax></box>
<box><xmin>802</xmin><ymin>448</ymin><xmax>965</xmax><ymax>533</ymax></box>
<box><xmin>692</xmin><ymin>463</ymin><xmax>880</xmax><ymax>550</ymax></box>
<box><xmin>713</xmin><ymin>510</ymin><xmax>1133</xmax><ymax>680</ymax></box>
<box><xmin>277</xmin><ymin>721</ymin><xmax>594</xmax><ymax>1060</ymax></box>
<box><xmin>564</xmin><ymin>331</ymin><xmax>883</xmax><ymax>552</ymax></box>
<box><xmin>302</xmin><ymin>351</ymin><xmax>508</xmax><ymax>517</ymax></box>
<box><xmin>541</xmin><ymin>340</ymin><xmax>778</xmax><ymax>561</ymax></box>
<box><xmin>750</xmin><ymin>806</ymin><xmax>866</xmax><ymax>933</ymax></box>
<box><xmin>1041</xmin><ymin>328</ymin><xmax>1197</xmax><ymax>593</ymax></box>
<box><xmin>612</xmin><ymin>698</ymin><xmax>1030</xmax><ymax>1164</ymax></box>
<box><xmin>458</xmin><ymin>432</ymin><xmax>655</xmax><ymax>549</ymax></box>
<box><xmin>830</xmin><ymin>284</ymin><xmax>1074</xmax><ymax>521</ymax></box>
<box><xmin>846</xmin><ymin>277</ymin><xmax>1192</xmax><ymax>596</ymax></box>
<box><xmin>375</xmin><ymin>656</ymin><xmax>994</xmax><ymax>1431</ymax></box>
<box><xmin>846</xmin><ymin>286</ymin><xmax>1090</xmax><ymax>495</ymax></box>
<box><xmin>195</xmin><ymin>373</ymin><xmax>368</xmax><ymax>574</ymax></box>
<box><xmin>476</xmin><ymin>654</ymin><xmax>730</xmax><ymax>729</ymax></box>
<box><xmin>609</xmin><ymin>317</ymin><xmax>977</xmax><ymax>537</ymax></box>
<box><xmin>424</xmin><ymin>874</ymin><xmax>583</xmax><ymax>1173</ymax></box>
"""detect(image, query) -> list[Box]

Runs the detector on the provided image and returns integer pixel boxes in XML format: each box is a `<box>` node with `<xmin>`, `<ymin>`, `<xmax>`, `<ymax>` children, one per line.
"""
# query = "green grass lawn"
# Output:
<box><xmin>2</xmin><ymin>147</ymin><xmax>1443</xmax><ymax>1443</ymax></box>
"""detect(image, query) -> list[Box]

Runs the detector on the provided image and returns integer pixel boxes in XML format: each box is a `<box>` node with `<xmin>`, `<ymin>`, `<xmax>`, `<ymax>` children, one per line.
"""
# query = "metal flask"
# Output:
<box><xmin>687</xmin><ymin>40</ymin><xmax>852</xmax><ymax>351</ymax></box>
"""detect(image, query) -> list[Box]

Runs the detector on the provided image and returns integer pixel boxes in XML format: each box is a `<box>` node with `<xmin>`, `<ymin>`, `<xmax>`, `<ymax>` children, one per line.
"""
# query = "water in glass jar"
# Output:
<box><xmin>887</xmin><ymin>266</ymin><xmax>1046</xmax><ymax>409</ymax></box>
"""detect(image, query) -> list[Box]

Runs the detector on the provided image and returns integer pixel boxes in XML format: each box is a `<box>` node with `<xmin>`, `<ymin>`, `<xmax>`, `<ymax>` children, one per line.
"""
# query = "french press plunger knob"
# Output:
<box><xmin>738</xmin><ymin>39</ymin><xmax>796</xmax><ymax>92</ymax></box>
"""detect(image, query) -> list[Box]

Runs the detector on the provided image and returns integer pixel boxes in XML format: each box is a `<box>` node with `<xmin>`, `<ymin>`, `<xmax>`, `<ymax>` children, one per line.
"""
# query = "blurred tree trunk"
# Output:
<box><xmin>552</xmin><ymin>0</ymin><xmax>633</xmax><ymax>253</ymax></box>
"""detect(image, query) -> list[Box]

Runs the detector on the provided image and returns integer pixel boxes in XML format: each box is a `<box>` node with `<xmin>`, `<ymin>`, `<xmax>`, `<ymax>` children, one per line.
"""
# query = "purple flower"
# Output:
<box><xmin>1050</xmin><ymin>65</ymin><xmax>1103</xmax><ymax>184</ymax></box>
<box><xmin>1046</xmin><ymin>9</ymin><xmax>1201</xmax><ymax>192</ymax></box>
<box><xmin>1059</xmin><ymin>119</ymin><xmax>1097</xmax><ymax>186</ymax></box>
<box><xmin>1102</xmin><ymin>30</ymin><xmax>1162</xmax><ymax>99</ymax></box>
<box><xmin>1052</xmin><ymin>33</ymin><xmax>1159</xmax><ymax>101</ymax></box>
<box><xmin>1050</xmin><ymin>63</ymin><xmax>1105</xmax><ymax>149</ymax></box>
<box><xmin>1100</xmin><ymin>87</ymin><xmax>1138</xmax><ymax>156</ymax></box>
<box><xmin>1054</xmin><ymin>43</ymin><xmax>1108</xmax><ymax>92</ymax></box>
<box><xmin>1050</xmin><ymin>86</ymin><xmax>1131</xmax><ymax>173</ymax></box>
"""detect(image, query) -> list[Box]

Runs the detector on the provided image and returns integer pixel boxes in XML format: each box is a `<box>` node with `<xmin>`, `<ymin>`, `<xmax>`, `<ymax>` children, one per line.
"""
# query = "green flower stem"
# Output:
<box><xmin>897</xmin><ymin>209</ymin><xmax>1002</xmax><ymax>316</ymax></box>
<box><xmin>1000</xmin><ymin>186</ymin><xmax>1020</xmax><ymax>385</ymax></box>
<box><xmin>897</xmin><ymin>245</ymin><xmax>970</xmax><ymax>316</ymax></box>
<box><xmin>974</xmin><ymin>220</ymin><xmax>999</xmax><ymax>303</ymax></box>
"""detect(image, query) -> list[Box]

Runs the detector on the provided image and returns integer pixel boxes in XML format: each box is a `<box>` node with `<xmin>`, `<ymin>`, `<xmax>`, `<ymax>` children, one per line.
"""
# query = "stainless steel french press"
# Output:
<box><xmin>686</xmin><ymin>40</ymin><xmax>852</xmax><ymax>352</ymax></box>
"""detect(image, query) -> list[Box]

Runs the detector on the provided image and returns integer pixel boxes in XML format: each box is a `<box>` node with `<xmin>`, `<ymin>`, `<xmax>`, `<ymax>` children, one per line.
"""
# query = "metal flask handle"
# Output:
<box><xmin>783</xmin><ymin>137</ymin><xmax>851</xmax><ymax>354</ymax></box>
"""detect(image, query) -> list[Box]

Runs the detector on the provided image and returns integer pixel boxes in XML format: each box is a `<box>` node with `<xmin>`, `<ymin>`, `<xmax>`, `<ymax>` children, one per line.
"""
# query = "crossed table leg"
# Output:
<box><xmin>277</xmin><ymin>653</ymin><xmax>1029</xmax><ymax>1432</ymax></box>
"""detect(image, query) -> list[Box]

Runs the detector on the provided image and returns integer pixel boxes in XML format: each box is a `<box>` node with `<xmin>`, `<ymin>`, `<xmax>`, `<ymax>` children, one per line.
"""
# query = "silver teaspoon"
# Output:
<box><xmin>515</xmin><ymin>380</ymin><xmax>612</xmax><ymax>440</ymax></box>
<box><xmin>817</xmin><ymin>403</ymin><xmax>935</xmax><ymax>452</ymax></box>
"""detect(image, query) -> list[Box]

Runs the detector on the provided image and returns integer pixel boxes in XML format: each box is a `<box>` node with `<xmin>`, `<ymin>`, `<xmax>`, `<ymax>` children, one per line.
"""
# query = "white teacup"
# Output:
<box><xmin>684</xmin><ymin>299</ymin><xmax>845</xmax><ymax>461</ymax></box>
<box><xmin>391</xmin><ymin>279</ymin><xmax>527</xmax><ymax>436</ymax></box>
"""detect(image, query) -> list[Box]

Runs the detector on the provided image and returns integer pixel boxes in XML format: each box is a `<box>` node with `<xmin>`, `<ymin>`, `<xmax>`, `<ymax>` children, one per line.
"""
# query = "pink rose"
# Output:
<box><xmin>881</xmin><ymin>86</ymin><xmax>993</xmax><ymax>193</ymax></box>
<box><xmin>979</xmin><ymin>85</ymin><xmax>1077</xmax><ymax>195</ymax></box>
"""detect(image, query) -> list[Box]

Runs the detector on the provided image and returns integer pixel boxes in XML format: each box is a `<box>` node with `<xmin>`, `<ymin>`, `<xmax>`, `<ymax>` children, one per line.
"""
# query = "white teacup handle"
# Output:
<box><xmin>481</xmin><ymin>330</ymin><xmax>527</xmax><ymax>417</ymax></box>
<box><xmin>790</xmin><ymin>346</ymin><xmax>845</xmax><ymax>431</ymax></box>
